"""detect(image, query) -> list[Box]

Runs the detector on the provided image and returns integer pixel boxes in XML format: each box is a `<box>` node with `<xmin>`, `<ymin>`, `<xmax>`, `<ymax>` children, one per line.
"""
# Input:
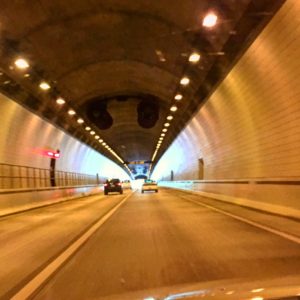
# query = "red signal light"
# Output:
<box><xmin>47</xmin><ymin>151</ymin><xmax>54</xmax><ymax>157</ymax></box>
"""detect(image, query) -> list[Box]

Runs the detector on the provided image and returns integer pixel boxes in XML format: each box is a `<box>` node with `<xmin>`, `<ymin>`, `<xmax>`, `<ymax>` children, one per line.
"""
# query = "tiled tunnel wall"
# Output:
<box><xmin>0</xmin><ymin>92</ymin><xmax>128</xmax><ymax>184</ymax></box>
<box><xmin>152</xmin><ymin>0</ymin><xmax>300</xmax><ymax>215</ymax></box>
<box><xmin>154</xmin><ymin>0</ymin><xmax>300</xmax><ymax>182</ymax></box>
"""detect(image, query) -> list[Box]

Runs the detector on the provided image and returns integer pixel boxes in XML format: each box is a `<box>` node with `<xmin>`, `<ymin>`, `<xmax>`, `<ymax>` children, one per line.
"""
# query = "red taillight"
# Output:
<box><xmin>118</xmin><ymin>183</ymin><xmax>122</xmax><ymax>186</ymax></box>
<box><xmin>104</xmin><ymin>184</ymin><xmax>108</xmax><ymax>187</ymax></box>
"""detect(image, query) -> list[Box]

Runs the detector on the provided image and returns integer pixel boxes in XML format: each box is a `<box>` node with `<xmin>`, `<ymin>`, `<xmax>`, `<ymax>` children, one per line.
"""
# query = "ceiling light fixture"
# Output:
<box><xmin>174</xmin><ymin>94</ymin><xmax>183</xmax><ymax>100</ymax></box>
<box><xmin>39</xmin><ymin>81</ymin><xmax>51</xmax><ymax>90</ymax></box>
<box><xmin>56</xmin><ymin>97</ymin><xmax>65</xmax><ymax>105</ymax></box>
<box><xmin>203</xmin><ymin>12</ymin><xmax>218</xmax><ymax>28</ymax></box>
<box><xmin>77</xmin><ymin>118</ymin><xmax>84</xmax><ymax>124</ymax></box>
<box><xmin>162</xmin><ymin>128</ymin><xmax>168</xmax><ymax>132</ymax></box>
<box><xmin>85</xmin><ymin>126</ymin><xmax>91</xmax><ymax>131</ymax></box>
<box><xmin>164</xmin><ymin>123</ymin><xmax>170</xmax><ymax>127</ymax></box>
<box><xmin>170</xmin><ymin>105</ymin><xmax>178</xmax><ymax>112</ymax></box>
<box><xmin>180</xmin><ymin>77</ymin><xmax>190</xmax><ymax>85</ymax></box>
<box><xmin>90</xmin><ymin>131</ymin><xmax>95</xmax><ymax>135</ymax></box>
<box><xmin>161</xmin><ymin>133</ymin><xmax>166</xmax><ymax>137</ymax></box>
<box><xmin>167</xmin><ymin>115</ymin><xmax>173</xmax><ymax>121</ymax></box>
<box><xmin>189</xmin><ymin>52</ymin><xmax>201</xmax><ymax>63</ymax></box>
<box><xmin>14</xmin><ymin>58</ymin><xmax>29</xmax><ymax>69</ymax></box>
<box><xmin>68</xmin><ymin>109</ymin><xmax>76</xmax><ymax>115</ymax></box>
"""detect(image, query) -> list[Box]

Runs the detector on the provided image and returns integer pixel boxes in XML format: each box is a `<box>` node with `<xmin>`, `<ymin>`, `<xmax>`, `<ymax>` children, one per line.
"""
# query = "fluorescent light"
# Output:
<box><xmin>189</xmin><ymin>52</ymin><xmax>201</xmax><ymax>63</ymax></box>
<box><xmin>167</xmin><ymin>115</ymin><xmax>173</xmax><ymax>121</ymax></box>
<box><xmin>203</xmin><ymin>13</ymin><xmax>218</xmax><ymax>28</ymax></box>
<box><xmin>56</xmin><ymin>98</ymin><xmax>65</xmax><ymax>105</ymax></box>
<box><xmin>174</xmin><ymin>94</ymin><xmax>183</xmax><ymax>100</ymax></box>
<box><xmin>39</xmin><ymin>81</ymin><xmax>51</xmax><ymax>90</ymax></box>
<box><xmin>77</xmin><ymin>118</ymin><xmax>84</xmax><ymax>124</ymax></box>
<box><xmin>180</xmin><ymin>77</ymin><xmax>190</xmax><ymax>85</ymax></box>
<box><xmin>14</xmin><ymin>58</ymin><xmax>29</xmax><ymax>69</ymax></box>
<box><xmin>170</xmin><ymin>105</ymin><xmax>178</xmax><ymax>112</ymax></box>
<box><xmin>68</xmin><ymin>109</ymin><xmax>76</xmax><ymax>115</ymax></box>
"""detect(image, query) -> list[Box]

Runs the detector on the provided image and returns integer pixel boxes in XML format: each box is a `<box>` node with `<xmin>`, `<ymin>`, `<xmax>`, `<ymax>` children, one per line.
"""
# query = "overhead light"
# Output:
<box><xmin>56</xmin><ymin>97</ymin><xmax>65</xmax><ymax>105</ymax></box>
<box><xmin>162</xmin><ymin>128</ymin><xmax>168</xmax><ymax>132</ymax></box>
<box><xmin>85</xmin><ymin>126</ymin><xmax>91</xmax><ymax>131</ymax></box>
<box><xmin>39</xmin><ymin>81</ymin><xmax>51</xmax><ymax>90</ymax></box>
<box><xmin>159</xmin><ymin>137</ymin><xmax>163</xmax><ymax>140</ymax></box>
<box><xmin>161</xmin><ymin>133</ymin><xmax>165</xmax><ymax>137</ymax></box>
<box><xmin>24</xmin><ymin>73</ymin><xmax>30</xmax><ymax>78</ymax></box>
<box><xmin>77</xmin><ymin>118</ymin><xmax>84</xmax><ymax>124</ymax></box>
<box><xmin>189</xmin><ymin>52</ymin><xmax>201</xmax><ymax>63</ymax></box>
<box><xmin>167</xmin><ymin>115</ymin><xmax>173</xmax><ymax>121</ymax></box>
<box><xmin>68</xmin><ymin>109</ymin><xmax>76</xmax><ymax>115</ymax></box>
<box><xmin>203</xmin><ymin>12</ymin><xmax>218</xmax><ymax>28</ymax></box>
<box><xmin>180</xmin><ymin>77</ymin><xmax>190</xmax><ymax>85</ymax></box>
<box><xmin>99</xmin><ymin>139</ymin><xmax>103</xmax><ymax>143</ymax></box>
<box><xmin>164</xmin><ymin>123</ymin><xmax>170</xmax><ymax>127</ymax></box>
<box><xmin>14</xmin><ymin>58</ymin><xmax>29</xmax><ymax>69</ymax></box>
<box><xmin>102</xmin><ymin>142</ymin><xmax>106</xmax><ymax>146</ymax></box>
<box><xmin>95</xmin><ymin>135</ymin><xmax>99</xmax><ymax>139</ymax></box>
<box><xmin>174</xmin><ymin>94</ymin><xmax>183</xmax><ymax>100</ymax></box>
<box><xmin>170</xmin><ymin>105</ymin><xmax>178</xmax><ymax>112</ymax></box>
<box><xmin>90</xmin><ymin>131</ymin><xmax>95</xmax><ymax>135</ymax></box>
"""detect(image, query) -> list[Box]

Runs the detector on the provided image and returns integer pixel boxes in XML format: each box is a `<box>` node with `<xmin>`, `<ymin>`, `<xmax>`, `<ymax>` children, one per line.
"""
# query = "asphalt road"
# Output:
<box><xmin>1</xmin><ymin>189</ymin><xmax>300</xmax><ymax>299</ymax></box>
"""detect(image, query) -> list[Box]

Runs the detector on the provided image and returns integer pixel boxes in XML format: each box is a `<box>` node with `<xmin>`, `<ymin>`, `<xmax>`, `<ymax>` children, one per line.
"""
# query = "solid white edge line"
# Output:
<box><xmin>183</xmin><ymin>197</ymin><xmax>300</xmax><ymax>245</ymax></box>
<box><xmin>11</xmin><ymin>192</ymin><xmax>133</xmax><ymax>300</ymax></box>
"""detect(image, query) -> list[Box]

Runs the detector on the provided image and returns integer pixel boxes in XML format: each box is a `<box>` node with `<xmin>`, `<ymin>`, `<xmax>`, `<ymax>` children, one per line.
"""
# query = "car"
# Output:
<box><xmin>104</xmin><ymin>178</ymin><xmax>123</xmax><ymax>195</ymax></box>
<box><xmin>141</xmin><ymin>180</ymin><xmax>158</xmax><ymax>193</ymax></box>
<box><xmin>122</xmin><ymin>180</ymin><xmax>132</xmax><ymax>189</ymax></box>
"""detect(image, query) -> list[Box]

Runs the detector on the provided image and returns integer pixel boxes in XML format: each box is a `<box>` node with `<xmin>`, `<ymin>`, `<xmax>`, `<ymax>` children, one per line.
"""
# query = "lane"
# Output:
<box><xmin>33</xmin><ymin>188</ymin><xmax>300</xmax><ymax>300</ymax></box>
<box><xmin>0</xmin><ymin>190</ymin><xmax>132</xmax><ymax>299</ymax></box>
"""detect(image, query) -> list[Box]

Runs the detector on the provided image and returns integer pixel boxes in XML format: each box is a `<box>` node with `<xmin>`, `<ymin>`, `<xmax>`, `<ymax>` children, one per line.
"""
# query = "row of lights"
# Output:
<box><xmin>150</xmin><ymin>12</ymin><xmax>218</xmax><ymax>165</ymax></box>
<box><xmin>13</xmin><ymin>57</ymin><xmax>128</xmax><ymax>170</ymax></box>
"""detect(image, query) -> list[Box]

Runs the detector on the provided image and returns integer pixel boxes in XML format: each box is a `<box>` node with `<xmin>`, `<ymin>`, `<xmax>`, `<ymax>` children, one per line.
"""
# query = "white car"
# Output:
<box><xmin>141</xmin><ymin>180</ymin><xmax>158</xmax><ymax>193</ymax></box>
<box><xmin>122</xmin><ymin>180</ymin><xmax>132</xmax><ymax>189</ymax></box>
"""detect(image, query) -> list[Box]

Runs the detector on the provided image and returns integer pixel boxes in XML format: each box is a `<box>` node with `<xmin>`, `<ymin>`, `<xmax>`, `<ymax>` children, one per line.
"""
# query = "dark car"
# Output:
<box><xmin>104</xmin><ymin>179</ymin><xmax>123</xmax><ymax>195</ymax></box>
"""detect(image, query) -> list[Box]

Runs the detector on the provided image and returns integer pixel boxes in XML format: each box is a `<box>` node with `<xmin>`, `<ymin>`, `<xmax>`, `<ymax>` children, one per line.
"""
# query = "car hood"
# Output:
<box><xmin>99</xmin><ymin>275</ymin><xmax>300</xmax><ymax>300</ymax></box>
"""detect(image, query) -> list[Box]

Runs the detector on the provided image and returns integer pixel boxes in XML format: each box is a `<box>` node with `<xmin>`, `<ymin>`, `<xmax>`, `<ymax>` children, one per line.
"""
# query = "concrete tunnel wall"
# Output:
<box><xmin>153</xmin><ymin>0</ymin><xmax>300</xmax><ymax>216</ymax></box>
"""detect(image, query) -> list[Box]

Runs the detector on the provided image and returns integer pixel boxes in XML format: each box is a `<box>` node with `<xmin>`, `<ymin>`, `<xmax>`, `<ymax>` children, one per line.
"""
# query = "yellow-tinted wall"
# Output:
<box><xmin>154</xmin><ymin>0</ymin><xmax>300</xmax><ymax>181</ymax></box>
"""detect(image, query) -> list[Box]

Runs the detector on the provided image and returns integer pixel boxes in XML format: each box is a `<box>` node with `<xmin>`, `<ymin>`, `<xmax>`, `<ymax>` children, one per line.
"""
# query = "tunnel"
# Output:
<box><xmin>1</xmin><ymin>1</ymin><xmax>300</xmax><ymax>299</ymax></box>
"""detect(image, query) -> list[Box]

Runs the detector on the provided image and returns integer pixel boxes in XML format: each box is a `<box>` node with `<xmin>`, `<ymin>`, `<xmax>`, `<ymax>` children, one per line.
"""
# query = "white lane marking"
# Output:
<box><xmin>11</xmin><ymin>192</ymin><xmax>133</xmax><ymax>300</ymax></box>
<box><xmin>182</xmin><ymin>196</ymin><xmax>300</xmax><ymax>245</ymax></box>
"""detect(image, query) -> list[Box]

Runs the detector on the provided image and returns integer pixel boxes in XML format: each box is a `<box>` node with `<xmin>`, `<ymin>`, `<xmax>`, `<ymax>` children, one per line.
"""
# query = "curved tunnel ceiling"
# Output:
<box><xmin>0</xmin><ymin>0</ymin><xmax>285</xmax><ymax>176</ymax></box>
